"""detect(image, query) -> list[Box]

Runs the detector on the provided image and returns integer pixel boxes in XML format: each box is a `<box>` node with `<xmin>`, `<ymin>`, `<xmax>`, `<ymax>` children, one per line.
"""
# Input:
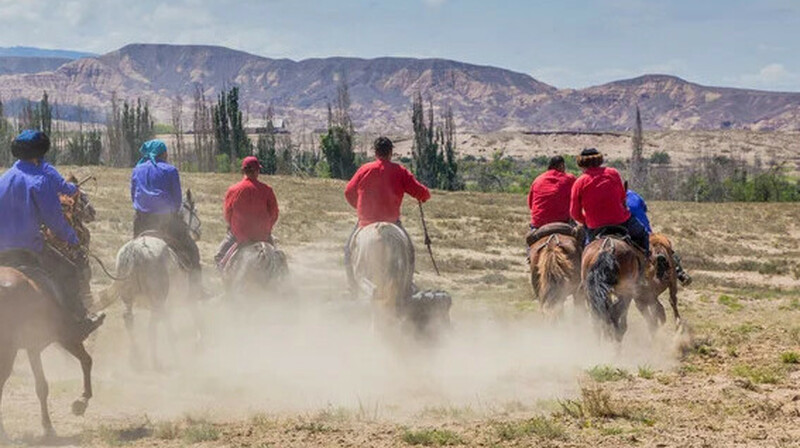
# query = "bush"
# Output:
<box><xmin>649</xmin><ymin>151</ymin><xmax>671</xmax><ymax>164</ymax></box>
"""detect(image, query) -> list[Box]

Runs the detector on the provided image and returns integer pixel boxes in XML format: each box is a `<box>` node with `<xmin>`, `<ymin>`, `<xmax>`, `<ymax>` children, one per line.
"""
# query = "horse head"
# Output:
<box><xmin>181</xmin><ymin>189</ymin><xmax>202</xmax><ymax>241</ymax></box>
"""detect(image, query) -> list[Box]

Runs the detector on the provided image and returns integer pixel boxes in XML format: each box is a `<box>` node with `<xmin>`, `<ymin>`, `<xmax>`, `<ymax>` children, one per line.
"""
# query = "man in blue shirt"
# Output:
<box><xmin>626</xmin><ymin>188</ymin><xmax>692</xmax><ymax>286</ymax></box>
<box><xmin>130</xmin><ymin>140</ymin><xmax>205</xmax><ymax>296</ymax></box>
<box><xmin>0</xmin><ymin>130</ymin><xmax>104</xmax><ymax>338</ymax></box>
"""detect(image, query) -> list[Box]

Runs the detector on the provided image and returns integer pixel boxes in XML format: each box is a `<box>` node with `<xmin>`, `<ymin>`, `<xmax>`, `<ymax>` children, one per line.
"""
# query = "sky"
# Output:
<box><xmin>1</xmin><ymin>0</ymin><xmax>799</xmax><ymax>91</ymax></box>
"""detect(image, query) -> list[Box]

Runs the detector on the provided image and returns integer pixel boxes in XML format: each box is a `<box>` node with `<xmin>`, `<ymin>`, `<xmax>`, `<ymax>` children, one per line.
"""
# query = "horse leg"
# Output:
<box><xmin>669</xmin><ymin>280</ymin><xmax>682</xmax><ymax>329</ymax></box>
<box><xmin>61</xmin><ymin>342</ymin><xmax>92</xmax><ymax>416</ymax></box>
<box><xmin>634</xmin><ymin>294</ymin><xmax>662</xmax><ymax>338</ymax></box>
<box><xmin>149</xmin><ymin>306</ymin><xmax>163</xmax><ymax>371</ymax></box>
<box><xmin>122</xmin><ymin>299</ymin><xmax>144</xmax><ymax>370</ymax></box>
<box><xmin>27</xmin><ymin>349</ymin><xmax>55</xmax><ymax>438</ymax></box>
<box><xmin>611</xmin><ymin>296</ymin><xmax>633</xmax><ymax>343</ymax></box>
<box><xmin>0</xmin><ymin>344</ymin><xmax>16</xmax><ymax>442</ymax></box>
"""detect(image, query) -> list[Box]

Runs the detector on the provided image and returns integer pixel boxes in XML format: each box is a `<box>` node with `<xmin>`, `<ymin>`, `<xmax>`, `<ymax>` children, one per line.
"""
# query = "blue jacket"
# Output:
<box><xmin>626</xmin><ymin>190</ymin><xmax>652</xmax><ymax>234</ymax></box>
<box><xmin>130</xmin><ymin>161</ymin><xmax>182</xmax><ymax>214</ymax></box>
<box><xmin>0</xmin><ymin>160</ymin><xmax>79</xmax><ymax>252</ymax></box>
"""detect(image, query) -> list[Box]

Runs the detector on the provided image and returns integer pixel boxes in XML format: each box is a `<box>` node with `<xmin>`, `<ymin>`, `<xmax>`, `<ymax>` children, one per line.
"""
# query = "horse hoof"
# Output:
<box><xmin>71</xmin><ymin>399</ymin><xmax>88</xmax><ymax>416</ymax></box>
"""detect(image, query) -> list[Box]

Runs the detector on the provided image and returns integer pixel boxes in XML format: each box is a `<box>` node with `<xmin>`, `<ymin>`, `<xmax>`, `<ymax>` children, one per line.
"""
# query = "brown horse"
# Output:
<box><xmin>580</xmin><ymin>234</ymin><xmax>646</xmax><ymax>342</ymax></box>
<box><xmin>0</xmin><ymin>188</ymin><xmax>95</xmax><ymax>441</ymax></box>
<box><xmin>529</xmin><ymin>229</ymin><xmax>583</xmax><ymax>316</ymax></box>
<box><xmin>634</xmin><ymin>233</ymin><xmax>682</xmax><ymax>334</ymax></box>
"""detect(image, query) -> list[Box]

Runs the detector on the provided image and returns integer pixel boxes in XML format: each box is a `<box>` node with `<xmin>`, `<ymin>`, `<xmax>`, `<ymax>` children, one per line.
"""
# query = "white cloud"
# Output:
<box><xmin>737</xmin><ymin>63</ymin><xmax>800</xmax><ymax>91</ymax></box>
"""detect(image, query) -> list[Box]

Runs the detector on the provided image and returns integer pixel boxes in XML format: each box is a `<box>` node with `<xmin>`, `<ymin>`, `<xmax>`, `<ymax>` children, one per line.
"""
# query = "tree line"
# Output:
<box><xmin>1</xmin><ymin>89</ymin><xmax>796</xmax><ymax>202</ymax></box>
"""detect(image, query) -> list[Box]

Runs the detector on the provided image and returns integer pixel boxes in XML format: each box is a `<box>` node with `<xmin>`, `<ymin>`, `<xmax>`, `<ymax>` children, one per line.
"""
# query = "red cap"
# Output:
<box><xmin>242</xmin><ymin>156</ymin><xmax>262</xmax><ymax>171</ymax></box>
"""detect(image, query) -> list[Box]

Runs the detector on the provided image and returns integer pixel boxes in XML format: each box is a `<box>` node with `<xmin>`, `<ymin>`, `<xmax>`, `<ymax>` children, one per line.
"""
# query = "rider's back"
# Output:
<box><xmin>0</xmin><ymin>161</ymin><xmax>77</xmax><ymax>252</ymax></box>
<box><xmin>131</xmin><ymin>161</ymin><xmax>181</xmax><ymax>214</ymax></box>
<box><xmin>224</xmin><ymin>178</ymin><xmax>278</xmax><ymax>242</ymax></box>
<box><xmin>345</xmin><ymin>159</ymin><xmax>430</xmax><ymax>226</ymax></box>
<box><xmin>571</xmin><ymin>167</ymin><xmax>630</xmax><ymax>229</ymax></box>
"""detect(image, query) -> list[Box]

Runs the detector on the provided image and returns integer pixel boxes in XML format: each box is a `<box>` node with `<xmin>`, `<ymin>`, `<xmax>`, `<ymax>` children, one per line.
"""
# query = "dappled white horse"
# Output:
<box><xmin>221</xmin><ymin>241</ymin><xmax>289</xmax><ymax>301</ymax></box>
<box><xmin>96</xmin><ymin>191</ymin><xmax>202</xmax><ymax>370</ymax></box>
<box><xmin>349</xmin><ymin>222</ymin><xmax>415</xmax><ymax>332</ymax></box>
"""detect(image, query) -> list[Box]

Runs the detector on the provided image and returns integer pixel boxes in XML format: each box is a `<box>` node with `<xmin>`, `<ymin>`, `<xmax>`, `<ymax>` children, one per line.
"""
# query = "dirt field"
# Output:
<box><xmin>2</xmin><ymin>166</ymin><xmax>799</xmax><ymax>447</ymax></box>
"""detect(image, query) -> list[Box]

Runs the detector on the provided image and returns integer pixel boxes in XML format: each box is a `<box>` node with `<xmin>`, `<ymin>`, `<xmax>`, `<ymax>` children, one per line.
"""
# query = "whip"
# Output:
<box><xmin>418</xmin><ymin>201</ymin><xmax>441</xmax><ymax>276</ymax></box>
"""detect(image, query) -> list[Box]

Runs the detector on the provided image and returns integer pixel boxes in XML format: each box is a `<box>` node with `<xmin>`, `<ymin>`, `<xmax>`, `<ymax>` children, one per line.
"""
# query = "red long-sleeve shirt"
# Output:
<box><xmin>223</xmin><ymin>177</ymin><xmax>279</xmax><ymax>242</ymax></box>
<box><xmin>345</xmin><ymin>159</ymin><xmax>431</xmax><ymax>227</ymax></box>
<box><xmin>570</xmin><ymin>167</ymin><xmax>630</xmax><ymax>229</ymax></box>
<box><xmin>527</xmin><ymin>169</ymin><xmax>576</xmax><ymax>227</ymax></box>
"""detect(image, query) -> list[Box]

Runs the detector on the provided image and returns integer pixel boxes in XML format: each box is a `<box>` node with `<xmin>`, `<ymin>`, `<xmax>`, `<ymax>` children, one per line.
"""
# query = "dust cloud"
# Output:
<box><xmin>39</xmin><ymin>248</ymin><xmax>678</xmax><ymax>423</ymax></box>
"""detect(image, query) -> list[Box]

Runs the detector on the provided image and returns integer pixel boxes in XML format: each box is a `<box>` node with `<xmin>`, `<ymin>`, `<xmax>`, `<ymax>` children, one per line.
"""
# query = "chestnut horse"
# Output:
<box><xmin>634</xmin><ymin>233</ymin><xmax>682</xmax><ymax>334</ymax></box>
<box><xmin>529</xmin><ymin>230</ymin><xmax>583</xmax><ymax>316</ymax></box>
<box><xmin>580</xmin><ymin>234</ymin><xmax>647</xmax><ymax>342</ymax></box>
<box><xmin>0</xmin><ymin>186</ymin><xmax>95</xmax><ymax>441</ymax></box>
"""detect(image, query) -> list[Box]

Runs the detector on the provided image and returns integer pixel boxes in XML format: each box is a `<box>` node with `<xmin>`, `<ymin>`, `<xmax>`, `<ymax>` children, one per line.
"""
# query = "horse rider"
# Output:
<box><xmin>0</xmin><ymin>130</ymin><xmax>104</xmax><ymax>338</ymax></box>
<box><xmin>214</xmin><ymin>156</ymin><xmax>280</xmax><ymax>269</ymax></box>
<box><xmin>130</xmin><ymin>139</ymin><xmax>206</xmax><ymax>298</ymax></box>
<box><xmin>343</xmin><ymin>136</ymin><xmax>431</xmax><ymax>287</ymax></box>
<box><xmin>570</xmin><ymin>148</ymin><xmax>650</xmax><ymax>255</ymax></box>
<box><xmin>626</xmin><ymin>187</ymin><xmax>692</xmax><ymax>286</ymax></box>
<box><xmin>527</xmin><ymin>156</ymin><xmax>577</xmax><ymax>241</ymax></box>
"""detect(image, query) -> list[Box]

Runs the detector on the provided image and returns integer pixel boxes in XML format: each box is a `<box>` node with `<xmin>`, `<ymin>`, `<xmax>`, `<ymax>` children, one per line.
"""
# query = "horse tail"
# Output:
<box><xmin>377</xmin><ymin>223</ymin><xmax>414</xmax><ymax>305</ymax></box>
<box><xmin>586</xmin><ymin>241</ymin><xmax>619</xmax><ymax>328</ymax></box>
<box><xmin>537</xmin><ymin>242</ymin><xmax>571</xmax><ymax>306</ymax></box>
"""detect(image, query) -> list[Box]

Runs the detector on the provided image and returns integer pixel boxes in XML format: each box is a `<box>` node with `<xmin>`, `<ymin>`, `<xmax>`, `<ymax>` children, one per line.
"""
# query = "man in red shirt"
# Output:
<box><xmin>570</xmin><ymin>148</ymin><xmax>649</xmax><ymax>254</ymax></box>
<box><xmin>214</xmin><ymin>156</ymin><xmax>280</xmax><ymax>268</ymax></box>
<box><xmin>343</xmin><ymin>137</ymin><xmax>431</xmax><ymax>285</ymax></box>
<box><xmin>528</xmin><ymin>156</ymin><xmax>576</xmax><ymax>230</ymax></box>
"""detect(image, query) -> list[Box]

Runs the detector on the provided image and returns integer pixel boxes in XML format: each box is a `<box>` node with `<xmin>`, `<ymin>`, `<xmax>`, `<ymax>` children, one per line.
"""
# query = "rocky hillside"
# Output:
<box><xmin>0</xmin><ymin>57</ymin><xmax>72</xmax><ymax>75</ymax></box>
<box><xmin>0</xmin><ymin>43</ymin><xmax>798</xmax><ymax>132</ymax></box>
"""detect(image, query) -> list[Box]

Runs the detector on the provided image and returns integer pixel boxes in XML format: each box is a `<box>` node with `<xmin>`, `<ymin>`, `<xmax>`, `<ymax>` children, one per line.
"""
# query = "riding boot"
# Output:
<box><xmin>673</xmin><ymin>253</ymin><xmax>692</xmax><ymax>286</ymax></box>
<box><xmin>73</xmin><ymin>273</ymin><xmax>105</xmax><ymax>339</ymax></box>
<box><xmin>214</xmin><ymin>231</ymin><xmax>237</xmax><ymax>270</ymax></box>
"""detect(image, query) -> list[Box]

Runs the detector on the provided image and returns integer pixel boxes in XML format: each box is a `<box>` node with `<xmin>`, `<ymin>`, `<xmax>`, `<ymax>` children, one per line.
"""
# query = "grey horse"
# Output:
<box><xmin>95</xmin><ymin>190</ymin><xmax>202</xmax><ymax>370</ymax></box>
<box><xmin>221</xmin><ymin>240</ymin><xmax>289</xmax><ymax>301</ymax></box>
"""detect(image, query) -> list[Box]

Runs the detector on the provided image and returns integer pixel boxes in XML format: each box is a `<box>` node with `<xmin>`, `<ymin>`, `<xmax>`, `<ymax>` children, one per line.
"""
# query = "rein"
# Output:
<box><xmin>87</xmin><ymin>251</ymin><xmax>129</xmax><ymax>281</ymax></box>
<box><xmin>534</xmin><ymin>233</ymin><xmax>560</xmax><ymax>254</ymax></box>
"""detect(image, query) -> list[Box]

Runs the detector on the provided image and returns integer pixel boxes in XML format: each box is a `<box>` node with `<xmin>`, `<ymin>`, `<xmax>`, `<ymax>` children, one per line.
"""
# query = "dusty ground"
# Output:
<box><xmin>1</xmin><ymin>167</ymin><xmax>799</xmax><ymax>447</ymax></box>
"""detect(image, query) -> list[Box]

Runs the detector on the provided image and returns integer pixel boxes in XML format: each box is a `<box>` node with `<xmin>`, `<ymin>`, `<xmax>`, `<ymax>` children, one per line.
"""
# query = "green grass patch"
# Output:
<box><xmin>182</xmin><ymin>419</ymin><xmax>219</xmax><ymax>444</ymax></box>
<box><xmin>638</xmin><ymin>365</ymin><xmax>655</xmax><ymax>379</ymax></box>
<box><xmin>780</xmin><ymin>351</ymin><xmax>799</xmax><ymax>364</ymax></box>
<box><xmin>718</xmin><ymin>295</ymin><xmax>743</xmax><ymax>311</ymax></box>
<box><xmin>731</xmin><ymin>364</ymin><xmax>785</xmax><ymax>384</ymax></box>
<box><xmin>401</xmin><ymin>428</ymin><xmax>464</xmax><ymax>446</ymax></box>
<box><xmin>153</xmin><ymin>421</ymin><xmax>180</xmax><ymax>440</ymax></box>
<box><xmin>96</xmin><ymin>423</ymin><xmax>152</xmax><ymax>445</ymax></box>
<box><xmin>559</xmin><ymin>387</ymin><xmax>655</xmax><ymax>426</ymax></box>
<box><xmin>495</xmin><ymin>416</ymin><xmax>566</xmax><ymax>441</ymax></box>
<box><xmin>586</xmin><ymin>365</ymin><xmax>631</xmax><ymax>382</ymax></box>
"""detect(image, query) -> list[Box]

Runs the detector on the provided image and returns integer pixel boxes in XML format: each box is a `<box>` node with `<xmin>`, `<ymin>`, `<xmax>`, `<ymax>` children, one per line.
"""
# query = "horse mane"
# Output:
<box><xmin>650</xmin><ymin>233</ymin><xmax>673</xmax><ymax>250</ymax></box>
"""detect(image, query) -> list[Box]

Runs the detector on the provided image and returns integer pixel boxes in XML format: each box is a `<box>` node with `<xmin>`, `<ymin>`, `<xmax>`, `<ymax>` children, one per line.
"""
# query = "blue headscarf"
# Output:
<box><xmin>137</xmin><ymin>139</ymin><xmax>168</xmax><ymax>165</ymax></box>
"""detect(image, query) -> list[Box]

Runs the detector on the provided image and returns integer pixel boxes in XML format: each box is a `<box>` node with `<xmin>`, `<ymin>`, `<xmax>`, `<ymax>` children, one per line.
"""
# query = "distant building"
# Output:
<box><xmin>244</xmin><ymin>118</ymin><xmax>290</xmax><ymax>135</ymax></box>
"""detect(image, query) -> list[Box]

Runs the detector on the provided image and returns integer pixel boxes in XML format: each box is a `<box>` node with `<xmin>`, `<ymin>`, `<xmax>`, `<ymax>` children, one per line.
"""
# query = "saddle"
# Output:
<box><xmin>137</xmin><ymin>230</ymin><xmax>193</xmax><ymax>270</ymax></box>
<box><xmin>219</xmin><ymin>239</ymin><xmax>279</xmax><ymax>273</ymax></box>
<box><xmin>218</xmin><ymin>242</ymin><xmax>242</xmax><ymax>272</ymax></box>
<box><xmin>0</xmin><ymin>250</ymin><xmax>67</xmax><ymax>310</ymax></box>
<box><xmin>526</xmin><ymin>222</ymin><xmax>578</xmax><ymax>247</ymax></box>
<box><xmin>592</xmin><ymin>226</ymin><xmax>646</xmax><ymax>254</ymax></box>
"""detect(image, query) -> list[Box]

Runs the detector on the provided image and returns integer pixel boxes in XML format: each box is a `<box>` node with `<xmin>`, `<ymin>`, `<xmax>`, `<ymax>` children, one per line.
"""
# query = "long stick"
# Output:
<box><xmin>418</xmin><ymin>201</ymin><xmax>441</xmax><ymax>276</ymax></box>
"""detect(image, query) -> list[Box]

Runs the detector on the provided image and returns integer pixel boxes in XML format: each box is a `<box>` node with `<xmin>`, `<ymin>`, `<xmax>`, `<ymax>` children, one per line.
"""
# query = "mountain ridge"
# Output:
<box><xmin>0</xmin><ymin>43</ymin><xmax>798</xmax><ymax>132</ymax></box>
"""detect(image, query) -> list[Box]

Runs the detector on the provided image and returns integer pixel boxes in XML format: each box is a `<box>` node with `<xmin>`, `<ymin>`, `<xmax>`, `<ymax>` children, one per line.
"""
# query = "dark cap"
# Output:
<box><xmin>12</xmin><ymin>130</ymin><xmax>50</xmax><ymax>160</ymax></box>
